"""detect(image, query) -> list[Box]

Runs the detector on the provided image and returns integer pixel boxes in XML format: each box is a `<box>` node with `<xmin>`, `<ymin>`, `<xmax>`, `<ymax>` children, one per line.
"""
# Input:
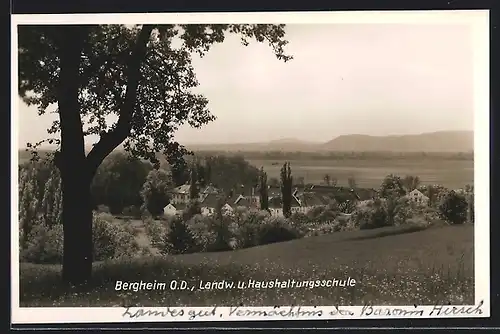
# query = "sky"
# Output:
<box><xmin>17</xmin><ymin>22</ymin><xmax>475</xmax><ymax>147</ymax></box>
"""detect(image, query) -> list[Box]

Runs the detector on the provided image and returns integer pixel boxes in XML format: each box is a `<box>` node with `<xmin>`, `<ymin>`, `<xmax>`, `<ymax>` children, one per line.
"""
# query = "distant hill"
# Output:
<box><xmin>19</xmin><ymin>131</ymin><xmax>474</xmax><ymax>157</ymax></box>
<box><xmin>322</xmin><ymin>131</ymin><xmax>473</xmax><ymax>152</ymax></box>
<box><xmin>186</xmin><ymin>131</ymin><xmax>473</xmax><ymax>153</ymax></box>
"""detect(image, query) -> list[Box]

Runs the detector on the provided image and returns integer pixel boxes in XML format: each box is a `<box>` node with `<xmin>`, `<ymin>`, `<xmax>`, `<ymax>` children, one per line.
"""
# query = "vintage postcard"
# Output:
<box><xmin>11</xmin><ymin>10</ymin><xmax>489</xmax><ymax>324</ymax></box>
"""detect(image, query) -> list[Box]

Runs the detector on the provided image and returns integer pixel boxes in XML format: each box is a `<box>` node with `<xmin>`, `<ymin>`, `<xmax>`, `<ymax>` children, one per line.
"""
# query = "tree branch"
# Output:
<box><xmin>86</xmin><ymin>25</ymin><xmax>155</xmax><ymax>176</ymax></box>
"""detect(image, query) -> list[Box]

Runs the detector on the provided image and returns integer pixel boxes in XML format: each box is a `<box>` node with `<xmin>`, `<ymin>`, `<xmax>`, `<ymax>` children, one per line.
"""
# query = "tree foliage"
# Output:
<box><xmin>403</xmin><ymin>175</ymin><xmax>421</xmax><ymax>192</ymax></box>
<box><xmin>40</xmin><ymin>167</ymin><xmax>63</xmax><ymax>226</ymax></box>
<box><xmin>189</xmin><ymin>164</ymin><xmax>199</xmax><ymax>200</ymax></box>
<box><xmin>91</xmin><ymin>152</ymin><xmax>151</xmax><ymax>214</ymax></box>
<box><xmin>347</xmin><ymin>176</ymin><xmax>357</xmax><ymax>189</ymax></box>
<box><xmin>19</xmin><ymin>165</ymin><xmax>42</xmax><ymax>248</ymax></box>
<box><xmin>19</xmin><ymin>24</ymin><xmax>292</xmax><ymax>168</ymax></box>
<box><xmin>140</xmin><ymin>168</ymin><xmax>173</xmax><ymax>216</ymax></box>
<box><xmin>379</xmin><ymin>174</ymin><xmax>406</xmax><ymax>198</ymax></box>
<box><xmin>280</xmin><ymin>162</ymin><xmax>293</xmax><ymax>218</ymax></box>
<box><xmin>439</xmin><ymin>190</ymin><xmax>468</xmax><ymax>225</ymax></box>
<box><xmin>258</xmin><ymin>167</ymin><xmax>269</xmax><ymax>211</ymax></box>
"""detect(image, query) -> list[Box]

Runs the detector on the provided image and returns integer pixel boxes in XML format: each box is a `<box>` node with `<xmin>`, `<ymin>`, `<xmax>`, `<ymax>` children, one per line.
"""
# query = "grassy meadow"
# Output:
<box><xmin>250</xmin><ymin>158</ymin><xmax>473</xmax><ymax>189</ymax></box>
<box><xmin>19</xmin><ymin>221</ymin><xmax>473</xmax><ymax>307</ymax></box>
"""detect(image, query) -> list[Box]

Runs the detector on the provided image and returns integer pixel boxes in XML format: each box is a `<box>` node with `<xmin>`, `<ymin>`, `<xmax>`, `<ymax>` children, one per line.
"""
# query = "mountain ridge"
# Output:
<box><xmin>20</xmin><ymin>130</ymin><xmax>474</xmax><ymax>153</ymax></box>
<box><xmin>186</xmin><ymin>130</ymin><xmax>473</xmax><ymax>152</ymax></box>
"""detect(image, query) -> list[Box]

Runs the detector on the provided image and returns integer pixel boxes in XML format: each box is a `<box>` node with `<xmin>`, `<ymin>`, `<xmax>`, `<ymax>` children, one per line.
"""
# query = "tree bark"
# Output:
<box><xmin>56</xmin><ymin>26</ymin><xmax>92</xmax><ymax>284</ymax></box>
<box><xmin>61</xmin><ymin>170</ymin><xmax>93</xmax><ymax>284</ymax></box>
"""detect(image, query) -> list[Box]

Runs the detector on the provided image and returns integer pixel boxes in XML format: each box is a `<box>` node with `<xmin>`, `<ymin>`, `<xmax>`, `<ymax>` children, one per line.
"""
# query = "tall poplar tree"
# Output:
<box><xmin>280</xmin><ymin>162</ymin><xmax>293</xmax><ymax>218</ymax></box>
<box><xmin>259</xmin><ymin>167</ymin><xmax>269</xmax><ymax>212</ymax></box>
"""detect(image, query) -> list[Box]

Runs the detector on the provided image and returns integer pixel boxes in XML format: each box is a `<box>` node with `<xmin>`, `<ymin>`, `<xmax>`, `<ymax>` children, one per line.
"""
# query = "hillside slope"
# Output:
<box><xmin>323</xmin><ymin>131</ymin><xmax>473</xmax><ymax>152</ymax></box>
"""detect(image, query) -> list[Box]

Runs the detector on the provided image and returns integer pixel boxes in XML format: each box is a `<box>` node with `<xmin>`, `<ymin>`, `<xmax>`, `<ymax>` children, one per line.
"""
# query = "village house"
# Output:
<box><xmin>170</xmin><ymin>183</ymin><xmax>220</xmax><ymax>204</ymax></box>
<box><xmin>294</xmin><ymin>192</ymin><xmax>325</xmax><ymax>214</ymax></box>
<box><xmin>199</xmin><ymin>193</ymin><xmax>237</xmax><ymax>216</ymax></box>
<box><xmin>162</xmin><ymin>202</ymin><xmax>187</xmax><ymax>216</ymax></box>
<box><xmin>405</xmin><ymin>189</ymin><xmax>430</xmax><ymax>206</ymax></box>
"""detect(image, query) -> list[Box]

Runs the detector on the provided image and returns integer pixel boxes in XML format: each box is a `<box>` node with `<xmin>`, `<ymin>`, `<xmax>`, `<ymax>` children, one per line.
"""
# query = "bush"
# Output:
<box><xmin>256</xmin><ymin>216</ymin><xmax>302</xmax><ymax>245</ymax></box>
<box><xmin>306</xmin><ymin>222</ymin><xmax>340</xmax><ymax>237</ymax></box>
<box><xmin>186</xmin><ymin>214</ymin><xmax>233</xmax><ymax>252</ymax></box>
<box><xmin>92</xmin><ymin>213</ymin><xmax>140</xmax><ymax>261</ymax></box>
<box><xmin>336</xmin><ymin>213</ymin><xmax>356</xmax><ymax>232</ymax></box>
<box><xmin>290</xmin><ymin>212</ymin><xmax>309</xmax><ymax>225</ymax></box>
<box><xmin>20</xmin><ymin>213</ymin><xmax>140</xmax><ymax>264</ymax></box>
<box><xmin>318</xmin><ymin>208</ymin><xmax>339</xmax><ymax>222</ymax></box>
<box><xmin>185</xmin><ymin>215</ymin><xmax>217</xmax><ymax>252</ymax></box>
<box><xmin>143</xmin><ymin>217</ymin><xmax>167</xmax><ymax>249</ymax></box>
<box><xmin>351</xmin><ymin>199</ymin><xmax>389</xmax><ymax>230</ymax></box>
<box><xmin>159</xmin><ymin>216</ymin><xmax>199</xmax><ymax>255</ymax></box>
<box><xmin>439</xmin><ymin>191</ymin><xmax>468</xmax><ymax>225</ymax></box>
<box><xmin>307</xmin><ymin>206</ymin><xmax>325</xmax><ymax>220</ymax></box>
<box><xmin>21</xmin><ymin>224</ymin><xmax>64</xmax><ymax>264</ymax></box>
<box><xmin>232</xmin><ymin>209</ymin><xmax>269</xmax><ymax>249</ymax></box>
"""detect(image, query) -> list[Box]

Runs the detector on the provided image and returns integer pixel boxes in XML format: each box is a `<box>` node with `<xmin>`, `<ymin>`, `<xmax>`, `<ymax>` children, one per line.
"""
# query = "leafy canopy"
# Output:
<box><xmin>18</xmin><ymin>24</ymin><xmax>292</xmax><ymax>167</ymax></box>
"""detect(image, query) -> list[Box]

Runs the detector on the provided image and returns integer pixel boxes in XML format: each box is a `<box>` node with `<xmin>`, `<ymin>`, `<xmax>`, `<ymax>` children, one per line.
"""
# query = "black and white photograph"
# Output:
<box><xmin>12</xmin><ymin>10</ymin><xmax>489</xmax><ymax>323</ymax></box>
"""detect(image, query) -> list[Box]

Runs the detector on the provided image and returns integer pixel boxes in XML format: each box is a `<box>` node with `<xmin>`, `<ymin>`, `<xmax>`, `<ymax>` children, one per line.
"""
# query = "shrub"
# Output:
<box><xmin>20</xmin><ymin>213</ymin><xmax>139</xmax><ymax>264</ymax></box>
<box><xmin>438</xmin><ymin>191</ymin><xmax>468</xmax><ymax>225</ymax></box>
<box><xmin>256</xmin><ymin>216</ymin><xmax>301</xmax><ymax>245</ymax></box>
<box><xmin>351</xmin><ymin>199</ymin><xmax>389</xmax><ymax>230</ymax></box>
<box><xmin>182</xmin><ymin>200</ymin><xmax>201</xmax><ymax>221</ymax></box>
<box><xmin>185</xmin><ymin>214</ymin><xmax>233</xmax><ymax>252</ymax></box>
<box><xmin>92</xmin><ymin>213</ymin><xmax>140</xmax><ymax>261</ymax></box>
<box><xmin>160</xmin><ymin>216</ymin><xmax>199</xmax><ymax>255</ymax></box>
<box><xmin>232</xmin><ymin>209</ymin><xmax>268</xmax><ymax>249</ymax></box>
<box><xmin>307</xmin><ymin>206</ymin><xmax>325</xmax><ymax>220</ymax></box>
<box><xmin>318</xmin><ymin>208</ymin><xmax>339</xmax><ymax>222</ymax></box>
<box><xmin>208</xmin><ymin>214</ymin><xmax>234</xmax><ymax>252</ymax></box>
<box><xmin>185</xmin><ymin>215</ymin><xmax>217</xmax><ymax>252</ymax></box>
<box><xmin>143</xmin><ymin>217</ymin><xmax>167</xmax><ymax>249</ymax></box>
<box><xmin>335</xmin><ymin>213</ymin><xmax>356</xmax><ymax>232</ymax></box>
<box><xmin>21</xmin><ymin>224</ymin><xmax>64</xmax><ymax>264</ymax></box>
<box><xmin>306</xmin><ymin>222</ymin><xmax>340</xmax><ymax>237</ymax></box>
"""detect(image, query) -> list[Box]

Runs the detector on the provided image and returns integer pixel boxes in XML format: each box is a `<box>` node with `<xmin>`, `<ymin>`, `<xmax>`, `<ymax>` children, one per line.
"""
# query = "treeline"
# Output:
<box><xmin>191</xmin><ymin>151</ymin><xmax>474</xmax><ymax>161</ymax></box>
<box><xmin>18</xmin><ymin>151</ymin><xmax>261</xmax><ymax>217</ymax></box>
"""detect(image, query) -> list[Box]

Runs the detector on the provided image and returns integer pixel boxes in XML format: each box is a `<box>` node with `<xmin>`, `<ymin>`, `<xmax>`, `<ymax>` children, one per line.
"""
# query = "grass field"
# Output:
<box><xmin>19</xmin><ymin>223</ymin><xmax>474</xmax><ymax>307</ymax></box>
<box><xmin>249</xmin><ymin>158</ymin><xmax>474</xmax><ymax>189</ymax></box>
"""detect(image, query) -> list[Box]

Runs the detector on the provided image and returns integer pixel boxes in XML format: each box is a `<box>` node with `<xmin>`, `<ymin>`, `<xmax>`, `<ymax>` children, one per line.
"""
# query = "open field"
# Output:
<box><xmin>19</xmin><ymin>223</ymin><xmax>473</xmax><ymax>307</ymax></box>
<box><xmin>249</xmin><ymin>158</ymin><xmax>474</xmax><ymax>189</ymax></box>
<box><xmin>17</xmin><ymin>150</ymin><xmax>473</xmax><ymax>190</ymax></box>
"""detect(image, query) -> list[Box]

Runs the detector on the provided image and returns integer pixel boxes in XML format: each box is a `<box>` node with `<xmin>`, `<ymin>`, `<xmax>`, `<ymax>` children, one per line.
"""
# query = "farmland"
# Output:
<box><xmin>18</xmin><ymin>150</ymin><xmax>474</xmax><ymax>190</ymax></box>
<box><xmin>19</xmin><ymin>222</ymin><xmax>473</xmax><ymax>307</ymax></box>
<box><xmin>249</xmin><ymin>157</ymin><xmax>473</xmax><ymax>189</ymax></box>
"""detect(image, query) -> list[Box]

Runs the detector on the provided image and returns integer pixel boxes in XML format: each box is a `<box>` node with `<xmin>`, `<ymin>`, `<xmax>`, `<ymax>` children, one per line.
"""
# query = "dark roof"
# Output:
<box><xmin>265</xmin><ymin>195</ymin><xmax>301</xmax><ymax>208</ymax></box>
<box><xmin>170</xmin><ymin>203</ymin><xmax>187</xmax><ymax>210</ymax></box>
<box><xmin>299</xmin><ymin>193</ymin><xmax>325</xmax><ymax>207</ymax></box>
<box><xmin>172</xmin><ymin>184</ymin><xmax>191</xmax><ymax>194</ymax></box>
<box><xmin>200</xmin><ymin>193</ymin><xmax>221</xmax><ymax>208</ymax></box>
<box><xmin>269</xmin><ymin>196</ymin><xmax>282</xmax><ymax>209</ymax></box>
<box><xmin>352</xmin><ymin>188</ymin><xmax>377</xmax><ymax>201</ymax></box>
<box><xmin>201</xmin><ymin>185</ymin><xmax>220</xmax><ymax>194</ymax></box>
<box><xmin>234</xmin><ymin>197</ymin><xmax>251</xmax><ymax>207</ymax></box>
<box><xmin>268</xmin><ymin>187</ymin><xmax>282</xmax><ymax>197</ymax></box>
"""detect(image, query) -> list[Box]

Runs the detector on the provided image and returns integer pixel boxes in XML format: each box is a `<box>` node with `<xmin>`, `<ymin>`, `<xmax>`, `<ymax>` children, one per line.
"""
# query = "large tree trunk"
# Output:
<box><xmin>56</xmin><ymin>26</ymin><xmax>92</xmax><ymax>284</ymax></box>
<box><xmin>61</xmin><ymin>171</ymin><xmax>93</xmax><ymax>284</ymax></box>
